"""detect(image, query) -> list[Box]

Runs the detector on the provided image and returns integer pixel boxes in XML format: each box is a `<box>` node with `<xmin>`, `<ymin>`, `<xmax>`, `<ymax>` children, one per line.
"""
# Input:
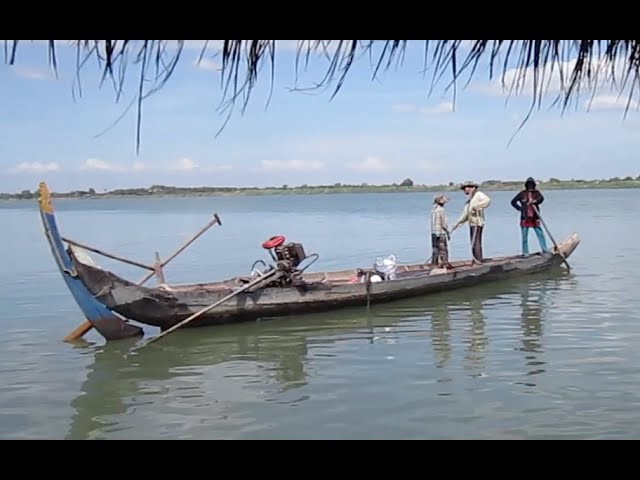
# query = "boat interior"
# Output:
<box><xmin>67</xmin><ymin>233</ymin><xmax>568</xmax><ymax>295</ymax></box>
<box><xmin>151</xmin><ymin>253</ymin><xmax>537</xmax><ymax>293</ymax></box>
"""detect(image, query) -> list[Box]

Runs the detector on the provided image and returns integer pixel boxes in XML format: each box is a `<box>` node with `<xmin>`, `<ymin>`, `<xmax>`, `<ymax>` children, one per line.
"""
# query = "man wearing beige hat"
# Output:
<box><xmin>451</xmin><ymin>181</ymin><xmax>491</xmax><ymax>263</ymax></box>
<box><xmin>430</xmin><ymin>194</ymin><xmax>453</xmax><ymax>268</ymax></box>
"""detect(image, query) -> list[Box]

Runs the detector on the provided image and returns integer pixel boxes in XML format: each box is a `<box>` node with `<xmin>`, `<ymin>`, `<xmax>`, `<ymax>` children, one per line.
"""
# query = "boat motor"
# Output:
<box><xmin>261</xmin><ymin>235</ymin><xmax>307</xmax><ymax>268</ymax></box>
<box><xmin>257</xmin><ymin>235</ymin><xmax>319</xmax><ymax>286</ymax></box>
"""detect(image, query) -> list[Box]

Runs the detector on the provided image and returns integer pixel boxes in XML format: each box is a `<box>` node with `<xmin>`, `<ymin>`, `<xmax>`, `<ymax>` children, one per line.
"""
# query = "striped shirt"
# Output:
<box><xmin>431</xmin><ymin>204</ymin><xmax>448</xmax><ymax>235</ymax></box>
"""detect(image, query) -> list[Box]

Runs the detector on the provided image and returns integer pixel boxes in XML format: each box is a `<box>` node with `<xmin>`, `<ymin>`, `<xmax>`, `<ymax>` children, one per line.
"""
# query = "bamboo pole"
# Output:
<box><xmin>62</xmin><ymin>321</ymin><xmax>95</xmax><ymax>342</ymax></box>
<box><xmin>63</xmin><ymin>213</ymin><xmax>222</xmax><ymax>342</ymax></box>
<box><xmin>61</xmin><ymin>236</ymin><xmax>155</xmax><ymax>271</ymax></box>
<box><xmin>133</xmin><ymin>268</ymin><xmax>281</xmax><ymax>350</ymax></box>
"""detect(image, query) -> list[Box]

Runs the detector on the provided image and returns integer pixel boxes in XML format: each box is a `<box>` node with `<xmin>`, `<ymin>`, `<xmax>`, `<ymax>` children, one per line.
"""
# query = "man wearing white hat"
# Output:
<box><xmin>451</xmin><ymin>181</ymin><xmax>491</xmax><ymax>263</ymax></box>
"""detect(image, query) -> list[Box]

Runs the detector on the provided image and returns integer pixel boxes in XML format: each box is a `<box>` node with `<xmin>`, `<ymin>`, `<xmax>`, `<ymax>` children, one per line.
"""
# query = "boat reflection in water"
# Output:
<box><xmin>65</xmin><ymin>269</ymin><xmax>573</xmax><ymax>440</ymax></box>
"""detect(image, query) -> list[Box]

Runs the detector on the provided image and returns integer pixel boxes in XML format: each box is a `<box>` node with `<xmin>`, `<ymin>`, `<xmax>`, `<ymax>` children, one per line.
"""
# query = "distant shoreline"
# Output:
<box><xmin>3</xmin><ymin>178</ymin><xmax>640</xmax><ymax>201</ymax></box>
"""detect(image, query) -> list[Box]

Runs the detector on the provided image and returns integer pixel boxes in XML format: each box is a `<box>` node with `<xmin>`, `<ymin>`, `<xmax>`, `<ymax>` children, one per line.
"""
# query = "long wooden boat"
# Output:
<box><xmin>37</xmin><ymin>182</ymin><xmax>580</xmax><ymax>341</ymax></box>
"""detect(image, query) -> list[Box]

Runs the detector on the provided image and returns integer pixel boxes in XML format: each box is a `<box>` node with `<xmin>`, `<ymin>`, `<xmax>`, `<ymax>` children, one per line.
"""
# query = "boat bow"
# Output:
<box><xmin>37</xmin><ymin>182</ymin><xmax>143</xmax><ymax>341</ymax></box>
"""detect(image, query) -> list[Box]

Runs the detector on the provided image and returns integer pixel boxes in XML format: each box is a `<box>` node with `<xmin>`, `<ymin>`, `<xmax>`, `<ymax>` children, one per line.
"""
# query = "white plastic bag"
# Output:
<box><xmin>375</xmin><ymin>254</ymin><xmax>398</xmax><ymax>280</ymax></box>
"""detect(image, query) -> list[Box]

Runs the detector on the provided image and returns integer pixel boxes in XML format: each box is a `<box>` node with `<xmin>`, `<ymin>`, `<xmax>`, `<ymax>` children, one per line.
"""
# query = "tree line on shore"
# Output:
<box><xmin>3</xmin><ymin>176</ymin><xmax>640</xmax><ymax>201</ymax></box>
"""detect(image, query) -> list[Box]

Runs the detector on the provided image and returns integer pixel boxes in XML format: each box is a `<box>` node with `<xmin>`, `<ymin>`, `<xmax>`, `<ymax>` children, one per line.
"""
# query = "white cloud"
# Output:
<box><xmin>417</xmin><ymin>160</ymin><xmax>445</xmax><ymax>172</ymax></box>
<box><xmin>76</xmin><ymin>157</ymin><xmax>231</xmax><ymax>174</ymax></box>
<box><xmin>168</xmin><ymin>158</ymin><xmax>198</xmax><ymax>171</ymax></box>
<box><xmin>471</xmin><ymin>60</ymin><xmax>576</xmax><ymax>97</ymax></box>
<box><xmin>260</xmin><ymin>159</ymin><xmax>324</xmax><ymax>172</ymax></box>
<box><xmin>81</xmin><ymin>158</ymin><xmax>123</xmax><ymax>171</ymax></box>
<box><xmin>80</xmin><ymin>158</ymin><xmax>148</xmax><ymax>173</ymax></box>
<box><xmin>423</xmin><ymin>101</ymin><xmax>454</xmax><ymax>114</ymax></box>
<box><xmin>347</xmin><ymin>156</ymin><xmax>392</xmax><ymax>173</ymax></box>
<box><xmin>193</xmin><ymin>58</ymin><xmax>221</xmax><ymax>72</ymax></box>
<box><xmin>391</xmin><ymin>101</ymin><xmax>453</xmax><ymax>114</ymax></box>
<box><xmin>470</xmin><ymin>55</ymin><xmax>631</xmax><ymax>105</ymax></box>
<box><xmin>10</xmin><ymin>65</ymin><xmax>57</xmax><ymax>81</ymax></box>
<box><xmin>9</xmin><ymin>161</ymin><xmax>60</xmax><ymax>173</ymax></box>
<box><xmin>284</xmin><ymin>132</ymin><xmax>453</xmax><ymax>165</ymax></box>
<box><xmin>585</xmin><ymin>94</ymin><xmax>640</xmax><ymax>111</ymax></box>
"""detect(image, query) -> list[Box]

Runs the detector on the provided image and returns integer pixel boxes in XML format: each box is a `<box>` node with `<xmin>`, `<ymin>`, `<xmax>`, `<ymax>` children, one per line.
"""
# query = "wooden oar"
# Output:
<box><xmin>133</xmin><ymin>268</ymin><xmax>282</xmax><ymax>350</ymax></box>
<box><xmin>63</xmin><ymin>214</ymin><xmax>222</xmax><ymax>342</ymax></box>
<box><xmin>532</xmin><ymin>205</ymin><xmax>570</xmax><ymax>270</ymax></box>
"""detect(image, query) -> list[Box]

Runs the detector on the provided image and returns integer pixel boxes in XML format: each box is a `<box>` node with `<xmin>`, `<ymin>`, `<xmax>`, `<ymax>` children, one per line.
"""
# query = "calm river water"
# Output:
<box><xmin>1</xmin><ymin>188</ymin><xmax>639</xmax><ymax>439</ymax></box>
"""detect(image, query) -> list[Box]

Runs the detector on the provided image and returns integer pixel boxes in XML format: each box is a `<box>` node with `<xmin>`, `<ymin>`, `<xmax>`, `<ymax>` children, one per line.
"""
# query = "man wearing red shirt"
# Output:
<box><xmin>510</xmin><ymin>177</ymin><xmax>549</xmax><ymax>256</ymax></box>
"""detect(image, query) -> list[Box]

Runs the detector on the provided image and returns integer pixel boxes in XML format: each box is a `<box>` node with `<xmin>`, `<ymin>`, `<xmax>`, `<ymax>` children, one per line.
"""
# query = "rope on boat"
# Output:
<box><xmin>365</xmin><ymin>270</ymin><xmax>373</xmax><ymax>313</ymax></box>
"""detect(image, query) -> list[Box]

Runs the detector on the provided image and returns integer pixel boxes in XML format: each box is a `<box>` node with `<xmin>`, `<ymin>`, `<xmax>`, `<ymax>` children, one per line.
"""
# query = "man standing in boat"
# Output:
<box><xmin>430</xmin><ymin>194</ymin><xmax>454</xmax><ymax>269</ymax></box>
<box><xmin>451</xmin><ymin>181</ymin><xmax>491</xmax><ymax>263</ymax></box>
<box><xmin>510</xmin><ymin>177</ymin><xmax>549</xmax><ymax>256</ymax></box>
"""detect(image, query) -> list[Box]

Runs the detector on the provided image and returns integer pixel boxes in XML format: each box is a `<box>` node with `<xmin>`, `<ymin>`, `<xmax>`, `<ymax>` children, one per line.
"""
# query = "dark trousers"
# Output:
<box><xmin>469</xmin><ymin>225</ymin><xmax>484</xmax><ymax>262</ymax></box>
<box><xmin>431</xmin><ymin>234</ymin><xmax>449</xmax><ymax>266</ymax></box>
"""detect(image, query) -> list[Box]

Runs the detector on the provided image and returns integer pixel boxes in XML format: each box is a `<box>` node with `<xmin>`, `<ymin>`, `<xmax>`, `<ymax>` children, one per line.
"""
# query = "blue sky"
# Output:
<box><xmin>1</xmin><ymin>40</ymin><xmax>639</xmax><ymax>193</ymax></box>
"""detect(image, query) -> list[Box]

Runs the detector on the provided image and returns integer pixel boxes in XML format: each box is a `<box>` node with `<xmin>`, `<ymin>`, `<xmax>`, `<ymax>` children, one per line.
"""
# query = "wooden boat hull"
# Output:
<box><xmin>68</xmin><ymin>233</ymin><xmax>580</xmax><ymax>331</ymax></box>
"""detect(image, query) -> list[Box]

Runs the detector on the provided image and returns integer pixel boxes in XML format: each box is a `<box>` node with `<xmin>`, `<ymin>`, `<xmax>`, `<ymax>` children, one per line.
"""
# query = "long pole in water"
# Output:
<box><xmin>469</xmin><ymin>224</ymin><xmax>481</xmax><ymax>263</ymax></box>
<box><xmin>63</xmin><ymin>213</ymin><xmax>222</xmax><ymax>342</ymax></box>
<box><xmin>133</xmin><ymin>269</ymin><xmax>281</xmax><ymax>350</ymax></box>
<box><xmin>461</xmin><ymin>189</ymin><xmax>482</xmax><ymax>264</ymax></box>
<box><xmin>532</xmin><ymin>205</ymin><xmax>570</xmax><ymax>270</ymax></box>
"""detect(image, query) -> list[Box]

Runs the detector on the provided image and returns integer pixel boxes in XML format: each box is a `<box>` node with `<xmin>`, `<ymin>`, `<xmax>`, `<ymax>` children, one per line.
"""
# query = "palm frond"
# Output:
<box><xmin>3</xmin><ymin>40</ymin><xmax>639</xmax><ymax>154</ymax></box>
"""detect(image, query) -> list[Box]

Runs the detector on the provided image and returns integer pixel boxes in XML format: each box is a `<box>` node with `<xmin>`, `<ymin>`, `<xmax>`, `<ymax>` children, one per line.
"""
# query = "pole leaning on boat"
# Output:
<box><xmin>133</xmin><ymin>268</ymin><xmax>283</xmax><ymax>350</ymax></box>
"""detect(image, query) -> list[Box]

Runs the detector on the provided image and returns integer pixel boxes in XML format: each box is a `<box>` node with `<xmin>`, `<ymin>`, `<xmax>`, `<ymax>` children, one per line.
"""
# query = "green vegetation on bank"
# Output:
<box><xmin>3</xmin><ymin>176</ymin><xmax>640</xmax><ymax>201</ymax></box>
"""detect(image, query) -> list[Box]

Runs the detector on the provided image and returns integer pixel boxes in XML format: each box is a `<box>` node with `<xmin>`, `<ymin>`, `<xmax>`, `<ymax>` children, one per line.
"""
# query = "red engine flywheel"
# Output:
<box><xmin>262</xmin><ymin>235</ymin><xmax>286</xmax><ymax>249</ymax></box>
